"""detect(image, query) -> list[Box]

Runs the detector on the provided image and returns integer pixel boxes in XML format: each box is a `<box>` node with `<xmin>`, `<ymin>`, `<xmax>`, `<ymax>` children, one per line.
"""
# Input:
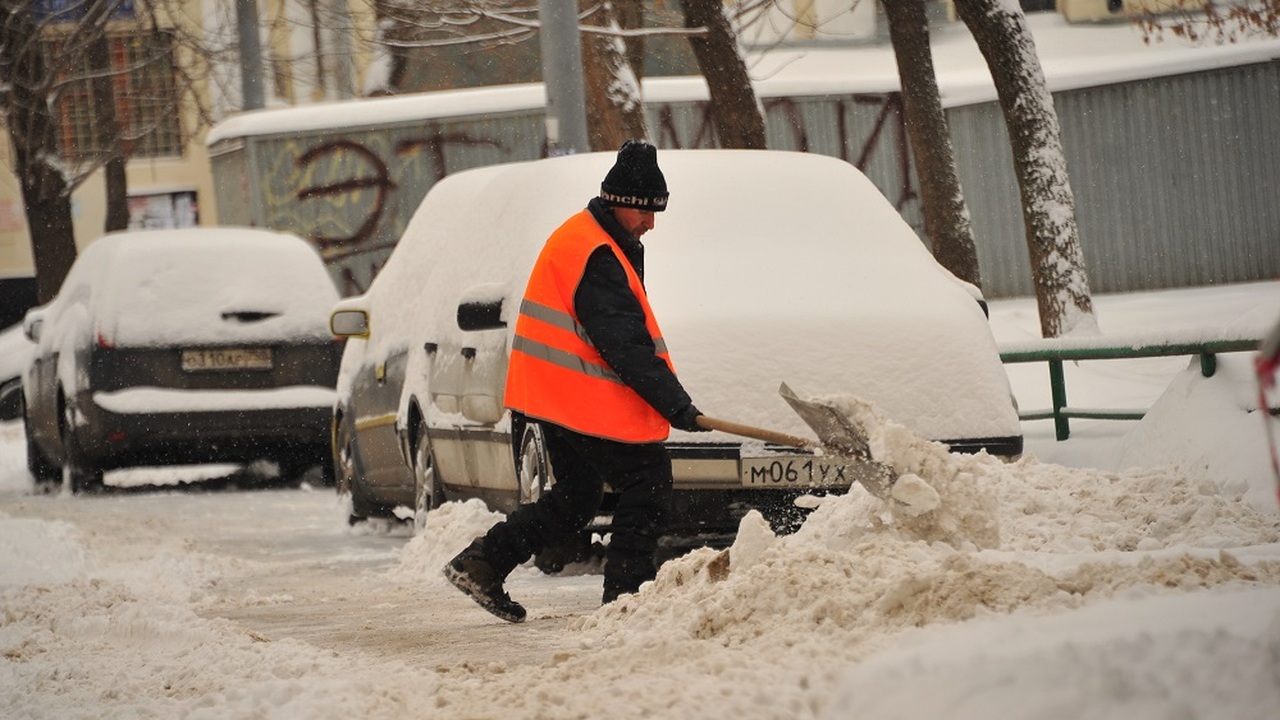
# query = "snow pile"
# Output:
<box><xmin>1116</xmin><ymin>354</ymin><xmax>1279</xmax><ymax>511</ymax></box>
<box><xmin>386</xmin><ymin>498</ymin><xmax>504</xmax><ymax>585</ymax></box>
<box><xmin>824</xmin><ymin>393</ymin><xmax>1005</xmax><ymax>549</ymax></box>
<box><xmin>590</xmin><ymin>402</ymin><xmax>1280</xmax><ymax>640</ymax></box>
<box><xmin>821</xmin><ymin>586</ymin><xmax>1280</xmax><ymax>720</ymax></box>
<box><xmin>398</xmin><ymin>383</ymin><xmax>1279</xmax><ymax>718</ymax></box>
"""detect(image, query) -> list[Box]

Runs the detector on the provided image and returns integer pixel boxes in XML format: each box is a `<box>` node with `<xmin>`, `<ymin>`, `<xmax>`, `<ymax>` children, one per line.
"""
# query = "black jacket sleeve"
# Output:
<box><xmin>575</xmin><ymin>246</ymin><xmax>696</xmax><ymax>423</ymax></box>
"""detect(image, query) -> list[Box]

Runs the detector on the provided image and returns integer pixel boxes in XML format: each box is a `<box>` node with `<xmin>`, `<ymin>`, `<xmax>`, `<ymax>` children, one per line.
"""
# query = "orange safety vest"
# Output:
<box><xmin>504</xmin><ymin>210</ymin><xmax>674</xmax><ymax>443</ymax></box>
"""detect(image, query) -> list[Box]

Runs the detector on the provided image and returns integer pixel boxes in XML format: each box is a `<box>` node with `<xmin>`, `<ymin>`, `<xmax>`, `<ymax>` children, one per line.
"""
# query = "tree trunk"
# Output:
<box><xmin>882</xmin><ymin>0</ymin><xmax>982</xmax><ymax>289</ymax></box>
<box><xmin>581</xmin><ymin>0</ymin><xmax>651</xmax><ymax>151</ymax></box>
<box><xmin>682</xmin><ymin>0</ymin><xmax>767</xmax><ymax>149</ymax></box>
<box><xmin>87</xmin><ymin>19</ymin><xmax>130</xmax><ymax>233</ymax></box>
<box><xmin>953</xmin><ymin>0</ymin><xmax>1096</xmax><ymax>337</ymax></box>
<box><xmin>0</xmin><ymin>6</ymin><xmax>79</xmax><ymax>303</ymax></box>
<box><xmin>613</xmin><ymin>0</ymin><xmax>646</xmax><ymax>82</ymax></box>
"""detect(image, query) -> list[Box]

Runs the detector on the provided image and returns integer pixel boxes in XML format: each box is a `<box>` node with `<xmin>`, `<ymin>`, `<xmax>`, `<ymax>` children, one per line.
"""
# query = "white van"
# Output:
<box><xmin>329</xmin><ymin>149</ymin><xmax>1022</xmax><ymax>548</ymax></box>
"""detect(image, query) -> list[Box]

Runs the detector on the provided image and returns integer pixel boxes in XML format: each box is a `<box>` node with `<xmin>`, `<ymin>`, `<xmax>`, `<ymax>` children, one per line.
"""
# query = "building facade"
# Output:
<box><xmin>0</xmin><ymin>0</ymin><xmax>378</xmax><ymax>315</ymax></box>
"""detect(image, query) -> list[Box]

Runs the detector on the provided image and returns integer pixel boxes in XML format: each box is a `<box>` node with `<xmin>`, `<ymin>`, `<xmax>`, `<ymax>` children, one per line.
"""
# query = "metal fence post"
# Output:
<box><xmin>1049</xmin><ymin>359</ymin><xmax>1070</xmax><ymax>441</ymax></box>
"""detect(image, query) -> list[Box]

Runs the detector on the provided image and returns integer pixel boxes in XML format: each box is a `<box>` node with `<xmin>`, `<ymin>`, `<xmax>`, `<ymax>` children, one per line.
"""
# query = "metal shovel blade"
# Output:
<box><xmin>778</xmin><ymin>382</ymin><xmax>898</xmax><ymax>502</ymax></box>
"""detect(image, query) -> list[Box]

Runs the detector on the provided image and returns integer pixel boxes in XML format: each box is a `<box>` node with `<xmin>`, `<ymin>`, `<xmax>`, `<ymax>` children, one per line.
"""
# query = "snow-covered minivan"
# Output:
<box><xmin>329</xmin><ymin>149</ymin><xmax>1021</xmax><ymax>549</ymax></box>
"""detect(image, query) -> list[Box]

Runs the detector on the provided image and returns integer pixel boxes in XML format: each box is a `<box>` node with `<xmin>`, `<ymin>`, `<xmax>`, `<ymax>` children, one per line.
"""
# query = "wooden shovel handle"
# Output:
<box><xmin>695</xmin><ymin>415</ymin><xmax>818</xmax><ymax>450</ymax></box>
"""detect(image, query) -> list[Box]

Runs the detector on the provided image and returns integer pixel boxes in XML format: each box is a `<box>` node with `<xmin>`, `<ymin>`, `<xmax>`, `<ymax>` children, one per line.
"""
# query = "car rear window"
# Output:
<box><xmin>97</xmin><ymin>231</ymin><xmax>339</xmax><ymax>347</ymax></box>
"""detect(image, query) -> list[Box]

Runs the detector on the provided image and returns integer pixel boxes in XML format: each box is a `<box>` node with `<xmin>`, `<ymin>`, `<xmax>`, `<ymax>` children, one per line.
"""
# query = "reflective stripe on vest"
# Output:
<box><xmin>504</xmin><ymin>210</ymin><xmax>673</xmax><ymax>443</ymax></box>
<box><xmin>512</xmin><ymin>295</ymin><xmax>675</xmax><ymax>379</ymax></box>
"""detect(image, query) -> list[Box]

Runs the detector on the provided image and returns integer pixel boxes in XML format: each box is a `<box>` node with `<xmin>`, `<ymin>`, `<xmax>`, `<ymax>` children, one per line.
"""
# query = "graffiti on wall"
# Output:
<box><xmin>258</xmin><ymin>122</ymin><xmax>537</xmax><ymax>294</ymax></box>
<box><xmin>251</xmin><ymin>94</ymin><xmax>914</xmax><ymax>296</ymax></box>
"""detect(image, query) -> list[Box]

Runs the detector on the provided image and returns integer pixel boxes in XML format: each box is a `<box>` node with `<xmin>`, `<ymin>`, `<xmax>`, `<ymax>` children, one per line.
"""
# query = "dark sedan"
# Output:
<box><xmin>22</xmin><ymin>228</ymin><xmax>342</xmax><ymax>492</ymax></box>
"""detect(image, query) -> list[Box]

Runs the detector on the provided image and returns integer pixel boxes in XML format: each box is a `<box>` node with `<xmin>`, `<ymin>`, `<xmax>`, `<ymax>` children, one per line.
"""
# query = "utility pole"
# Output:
<box><xmin>538</xmin><ymin>0</ymin><xmax>589</xmax><ymax>155</ymax></box>
<box><xmin>236</xmin><ymin>0</ymin><xmax>265</xmax><ymax>110</ymax></box>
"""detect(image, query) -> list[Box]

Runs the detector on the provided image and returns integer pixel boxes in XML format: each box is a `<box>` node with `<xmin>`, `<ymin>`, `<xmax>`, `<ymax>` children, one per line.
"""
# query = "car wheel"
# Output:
<box><xmin>517</xmin><ymin>422</ymin><xmax>553</xmax><ymax>505</ymax></box>
<box><xmin>60</xmin><ymin>399</ymin><xmax>103</xmax><ymax>494</ymax></box>
<box><xmin>412</xmin><ymin>432</ymin><xmax>438</xmax><ymax>535</ymax></box>
<box><xmin>319</xmin><ymin>456</ymin><xmax>337</xmax><ymax>487</ymax></box>
<box><xmin>333</xmin><ymin>426</ymin><xmax>365</xmax><ymax>523</ymax></box>
<box><xmin>274</xmin><ymin>451</ymin><xmax>334</xmax><ymax>488</ymax></box>
<box><xmin>22</xmin><ymin>404</ymin><xmax>60</xmax><ymax>488</ymax></box>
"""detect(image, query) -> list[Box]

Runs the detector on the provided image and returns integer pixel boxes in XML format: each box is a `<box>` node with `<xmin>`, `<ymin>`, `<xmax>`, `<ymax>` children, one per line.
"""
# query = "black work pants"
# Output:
<box><xmin>482</xmin><ymin>421</ymin><xmax>673</xmax><ymax>596</ymax></box>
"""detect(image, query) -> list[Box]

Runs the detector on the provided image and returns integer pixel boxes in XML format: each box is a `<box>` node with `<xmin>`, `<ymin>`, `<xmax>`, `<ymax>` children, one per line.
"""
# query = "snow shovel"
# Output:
<box><xmin>695</xmin><ymin>382</ymin><xmax>899</xmax><ymax>502</ymax></box>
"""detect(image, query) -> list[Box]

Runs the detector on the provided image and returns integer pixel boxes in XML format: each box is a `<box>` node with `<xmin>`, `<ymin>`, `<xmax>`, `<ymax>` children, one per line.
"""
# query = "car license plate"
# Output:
<box><xmin>740</xmin><ymin>455</ymin><xmax>855</xmax><ymax>488</ymax></box>
<box><xmin>181</xmin><ymin>347</ymin><xmax>273</xmax><ymax>372</ymax></box>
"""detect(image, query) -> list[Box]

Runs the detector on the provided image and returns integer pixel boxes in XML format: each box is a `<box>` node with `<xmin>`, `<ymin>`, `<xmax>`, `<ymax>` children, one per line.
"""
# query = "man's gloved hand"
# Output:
<box><xmin>671</xmin><ymin>404</ymin><xmax>710</xmax><ymax>432</ymax></box>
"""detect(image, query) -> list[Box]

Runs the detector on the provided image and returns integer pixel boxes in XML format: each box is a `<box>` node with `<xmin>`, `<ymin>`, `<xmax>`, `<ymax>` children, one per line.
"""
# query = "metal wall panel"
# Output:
<box><xmin>233</xmin><ymin>111</ymin><xmax>546</xmax><ymax>294</ymax></box>
<box><xmin>948</xmin><ymin>103</ymin><xmax>1033</xmax><ymax>298</ymax></box>
<box><xmin>211</xmin><ymin>59</ymin><xmax>1280</xmax><ymax>299</ymax></box>
<box><xmin>648</xmin><ymin>94</ymin><xmax>926</xmax><ymax>232</ymax></box>
<box><xmin>949</xmin><ymin>60</ymin><xmax>1280</xmax><ymax>298</ymax></box>
<box><xmin>207</xmin><ymin>144</ymin><xmax>253</xmax><ymax>228</ymax></box>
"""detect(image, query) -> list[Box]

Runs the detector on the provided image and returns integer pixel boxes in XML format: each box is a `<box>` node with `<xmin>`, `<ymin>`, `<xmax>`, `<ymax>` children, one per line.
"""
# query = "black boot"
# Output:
<box><xmin>443</xmin><ymin>539</ymin><xmax>527</xmax><ymax>623</ymax></box>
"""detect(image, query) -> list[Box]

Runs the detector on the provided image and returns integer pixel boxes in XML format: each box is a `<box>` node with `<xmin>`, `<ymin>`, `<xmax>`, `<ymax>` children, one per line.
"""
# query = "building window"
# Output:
<box><xmin>48</xmin><ymin>31</ymin><xmax>184</xmax><ymax>162</ymax></box>
<box><xmin>128</xmin><ymin>190</ymin><xmax>198</xmax><ymax>229</ymax></box>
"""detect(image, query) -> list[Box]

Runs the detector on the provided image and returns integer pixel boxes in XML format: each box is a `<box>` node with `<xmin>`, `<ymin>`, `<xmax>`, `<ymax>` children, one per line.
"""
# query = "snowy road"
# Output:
<box><xmin>0</xmin><ymin>482</ymin><xmax>602</xmax><ymax>670</ymax></box>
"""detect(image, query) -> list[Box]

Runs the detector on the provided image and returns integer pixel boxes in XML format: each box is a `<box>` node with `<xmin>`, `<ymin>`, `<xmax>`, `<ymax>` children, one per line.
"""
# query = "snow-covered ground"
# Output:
<box><xmin>1</xmin><ymin>281</ymin><xmax>1278</xmax><ymax>719</ymax></box>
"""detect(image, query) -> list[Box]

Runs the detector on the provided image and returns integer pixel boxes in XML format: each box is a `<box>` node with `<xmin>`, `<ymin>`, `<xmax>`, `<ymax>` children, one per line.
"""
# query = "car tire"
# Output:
<box><xmin>412</xmin><ymin>432</ymin><xmax>438</xmax><ymax>535</ymax></box>
<box><xmin>60</xmin><ymin>400</ymin><xmax>103</xmax><ymax>494</ymax></box>
<box><xmin>318</xmin><ymin>456</ymin><xmax>337</xmax><ymax>487</ymax></box>
<box><xmin>333</xmin><ymin>423</ymin><xmax>367</xmax><ymax>523</ymax></box>
<box><xmin>275</xmin><ymin>453</ymin><xmax>331</xmax><ymax>488</ymax></box>
<box><xmin>22</xmin><ymin>403</ymin><xmax>60</xmax><ymax>488</ymax></box>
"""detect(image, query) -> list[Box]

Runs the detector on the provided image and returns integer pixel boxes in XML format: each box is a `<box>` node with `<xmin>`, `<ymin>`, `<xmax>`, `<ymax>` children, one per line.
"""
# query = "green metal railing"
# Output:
<box><xmin>1000</xmin><ymin>338</ymin><xmax>1264</xmax><ymax>441</ymax></box>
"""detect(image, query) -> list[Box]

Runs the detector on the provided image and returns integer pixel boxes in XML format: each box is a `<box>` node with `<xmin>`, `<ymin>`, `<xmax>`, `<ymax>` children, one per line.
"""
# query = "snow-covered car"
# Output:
<box><xmin>329</xmin><ymin>149</ymin><xmax>1022</xmax><ymax>546</ymax></box>
<box><xmin>21</xmin><ymin>228</ymin><xmax>342</xmax><ymax>492</ymax></box>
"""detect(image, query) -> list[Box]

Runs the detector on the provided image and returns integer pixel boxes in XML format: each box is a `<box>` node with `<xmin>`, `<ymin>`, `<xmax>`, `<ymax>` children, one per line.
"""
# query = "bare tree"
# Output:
<box><xmin>580</xmin><ymin>1</ymin><xmax>651</xmax><ymax>149</ymax></box>
<box><xmin>881</xmin><ymin>0</ymin><xmax>982</xmax><ymax>288</ymax></box>
<box><xmin>613</xmin><ymin>0</ymin><xmax>648</xmax><ymax>79</ymax></box>
<box><xmin>953</xmin><ymin>0</ymin><xmax>1097</xmax><ymax>337</ymax></box>
<box><xmin>0</xmin><ymin>0</ymin><xmax>231</xmax><ymax>302</ymax></box>
<box><xmin>372</xmin><ymin>0</ymin><xmax>648</xmax><ymax>147</ymax></box>
<box><xmin>0</xmin><ymin>1</ymin><xmax>76</xmax><ymax>303</ymax></box>
<box><xmin>86</xmin><ymin>0</ymin><xmax>129</xmax><ymax>233</ymax></box>
<box><xmin>373</xmin><ymin>0</ymin><xmax>763</xmax><ymax>150</ymax></box>
<box><xmin>683</xmin><ymin>0</ymin><xmax>767</xmax><ymax>148</ymax></box>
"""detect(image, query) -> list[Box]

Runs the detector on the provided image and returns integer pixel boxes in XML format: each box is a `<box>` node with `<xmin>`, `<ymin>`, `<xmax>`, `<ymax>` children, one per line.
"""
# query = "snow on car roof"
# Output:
<box><xmin>360</xmin><ymin>149</ymin><xmax>1018</xmax><ymax>441</ymax></box>
<box><xmin>78</xmin><ymin>228</ymin><xmax>339</xmax><ymax>347</ymax></box>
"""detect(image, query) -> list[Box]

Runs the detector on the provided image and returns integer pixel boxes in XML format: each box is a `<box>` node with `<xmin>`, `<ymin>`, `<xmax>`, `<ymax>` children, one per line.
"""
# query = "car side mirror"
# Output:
<box><xmin>23</xmin><ymin>315</ymin><xmax>42</xmax><ymax>343</ymax></box>
<box><xmin>457</xmin><ymin>299</ymin><xmax>506</xmax><ymax>332</ymax></box>
<box><xmin>330</xmin><ymin>309</ymin><xmax>370</xmax><ymax>338</ymax></box>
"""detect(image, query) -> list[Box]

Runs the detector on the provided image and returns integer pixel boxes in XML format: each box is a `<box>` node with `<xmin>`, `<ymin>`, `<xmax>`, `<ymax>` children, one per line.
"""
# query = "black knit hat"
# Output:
<box><xmin>600</xmin><ymin>140</ymin><xmax>669</xmax><ymax>212</ymax></box>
